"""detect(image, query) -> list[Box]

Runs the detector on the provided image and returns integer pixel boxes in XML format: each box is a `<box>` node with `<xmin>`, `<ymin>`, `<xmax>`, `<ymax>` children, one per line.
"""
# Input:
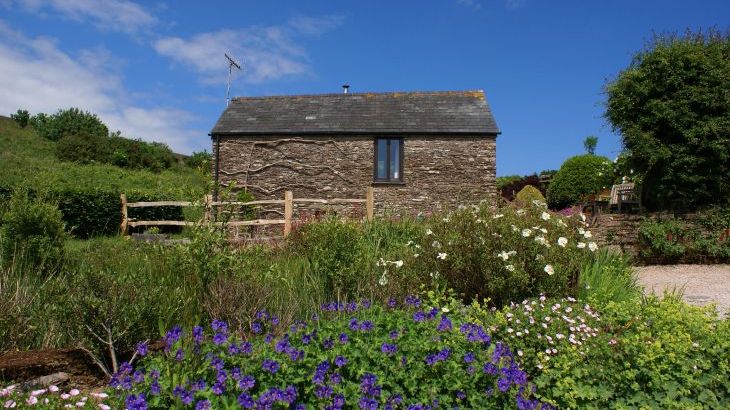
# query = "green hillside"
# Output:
<box><xmin>0</xmin><ymin>115</ymin><xmax>207</xmax><ymax>197</ymax></box>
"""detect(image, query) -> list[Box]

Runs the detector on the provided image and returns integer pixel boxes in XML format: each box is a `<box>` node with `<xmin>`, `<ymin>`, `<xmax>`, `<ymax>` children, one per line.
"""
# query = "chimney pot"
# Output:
<box><xmin>342</xmin><ymin>84</ymin><xmax>350</xmax><ymax>94</ymax></box>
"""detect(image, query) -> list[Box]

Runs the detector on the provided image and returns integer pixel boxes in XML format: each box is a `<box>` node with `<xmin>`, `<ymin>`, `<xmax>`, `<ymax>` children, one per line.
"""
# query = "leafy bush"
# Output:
<box><xmin>186</xmin><ymin>150</ymin><xmax>212</xmax><ymax>173</ymax></box>
<box><xmin>33</xmin><ymin>107</ymin><xmax>109</xmax><ymax>141</ymax></box>
<box><xmin>546</xmin><ymin>154</ymin><xmax>614</xmax><ymax>209</ymax></box>
<box><xmin>605</xmin><ymin>29</ymin><xmax>730</xmax><ymax>211</ymax></box>
<box><xmin>399</xmin><ymin>201</ymin><xmax>598</xmax><ymax>306</ymax></box>
<box><xmin>577</xmin><ymin>249</ymin><xmax>639</xmax><ymax>306</ymax></box>
<box><xmin>515</xmin><ymin>185</ymin><xmax>546</xmax><ymax>207</ymax></box>
<box><xmin>0</xmin><ymin>190</ymin><xmax>66</xmax><ymax>271</ymax></box>
<box><xmin>500</xmin><ymin>174</ymin><xmax>544</xmax><ymax>202</ymax></box>
<box><xmin>289</xmin><ymin>218</ymin><xmax>365</xmax><ymax>297</ymax></box>
<box><xmin>104</xmin><ymin>298</ymin><xmax>552</xmax><ymax>409</ymax></box>
<box><xmin>107</xmin><ymin>134</ymin><xmax>176</xmax><ymax>172</ymax></box>
<box><xmin>638</xmin><ymin>218</ymin><xmax>688</xmax><ymax>262</ymax></box>
<box><xmin>497</xmin><ymin>175</ymin><xmax>522</xmax><ymax>190</ymax></box>
<box><xmin>10</xmin><ymin>109</ymin><xmax>29</xmax><ymax>128</ymax></box>
<box><xmin>638</xmin><ymin>213</ymin><xmax>730</xmax><ymax>263</ymax></box>
<box><xmin>56</xmin><ymin>132</ymin><xmax>109</xmax><ymax>164</ymax></box>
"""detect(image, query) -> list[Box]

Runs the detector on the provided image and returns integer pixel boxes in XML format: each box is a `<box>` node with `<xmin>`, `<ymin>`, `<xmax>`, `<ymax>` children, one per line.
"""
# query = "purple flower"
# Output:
<box><xmin>405</xmin><ymin>295</ymin><xmax>421</xmax><ymax>307</ymax></box>
<box><xmin>212</xmin><ymin>382</ymin><xmax>224</xmax><ymax>395</ymax></box>
<box><xmin>333</xmin><ymin>394</ymin><xmax>345</xmax><ymax>407</ymax></box>
<box><xmin>195</xmin><ymin>400</ymin><xmax>211</xmax><ymax>410</ymax></box>
<box><xmin>329</xmin><ymin>372</ymin><xmax>342</xmax><ymax>385</ymax></box>
<box><xmin>316</xmin><ymin>385</ymin><xmax>334</xmax><ymax>399</ymax></box>
<box><xmin>349</xmin><ymin>318</ymin><xmax>359</xmax><ymax>331</ymax></box>
<box><xmin>275</xmin><ymin>337</ymin><xmax>290</xmax><ymax>353</ymax></box>
<box><xmin>334</xmin><ymin>355</ymin><xmax>348</xmax><ymax>367</ymax></box>
<box><xmin>338</xmin><ymin>333</ymin><xmax>349</xmax><ymax>344</ymax></box>
<box><xmin>361</xmin><ymin>299</ymin><xmax>372</xmax><ymax>309</ymax></box>
<box><xmin>301</xmin><ymin>333</ymin><xmax>313</xmax><ymax>344</ymax></box>
<box><xmin>413</xmin><ymin>311</ymin><xmax>426</xmax><ymax>322</ymax></box>
<box><xmin>251</xmin><ymin>322</ymin><xmax>263</xmax><ymax>334</ymax></box>
<box><xmin>191</xmin><ymin>379</ymin><xmax>206</xmax><ymax>391</ymax></box>
<box><xmin>463</xmin><ymin>352</ymin><xmax>475</xmax><ymax>363</ymax></box>
<box><xmin>239</xmin><ymin>341</ymin><xmax>253</xmax><ymax>354</ymax></box>
<box><xmin>238</xmin><ymin>375</ymin><xmax>255</xmax><ymax>390</ymax></box>
<box><xmin>132</xmin><ymin>370</ymin><xmax>145</xmax><ymax>384</ymax></box>
<box><xmin>265</xmin><ymin>333</ymin><xmax>274</xmax><ymax>343</ymax></box>
<box><xmin>427</xmin><ymin>307</ymin><xmax>439</xmax><ymax>319</ymax></box>
<box><xmin>262</xmin><ymin>358</ymin><xmax>280</xmax><ymax>374</ymax></box>
<box><xmin>211</xmin><ymin>319</ymin><xmax>228</xmax><ymax>334</ymax></box>
<box><xmin>437</xmin><ymin>315</ymin><xmax>453</xmax><ymax>332</ymax></box>
<box><xmin>125</xmin><ymin>393</ymin><xmax>147</xmax><ymax>410</ymax></box>
<box><xmin>498</xmin><ymin>377</ymin><xmax>511</xmax><ymax>392</ymax></box>
<box><xmin>150</xmin><ymin>380</ymin><xmax>160</xmax><ymax>395</ymax></box>
<box><xmin>192</xmin><ymin>325</ymin><xmax>204</xmax><ymax>344</ymax></box>
<box><xmin>174</xmin><ymin>348</ymin><xmax>184</xmax><ymax>362</ymax></box>
<box><xmin>381</xmin><ymin>343</ymin><xmax>398</xmax><ymax>355</ymax></box>
<box><xmin>387</xmin><ymin>298</ymin><xmax>397</xmax><ymax>308</ymax></box>
<box><xmin>456</xmin><ymin>390</ymin><xmax>466</xmax><ymax>400</ymax></box>
<box><xmin>255</xmin><ymin>310</ymin><xmax>270</xmax><ymax>321</ymax></box>
<box><xmin>164</xmin><ymin>325</ymin><xmax>182</xmax><ymax>350</ymax></box>
<box><xmin>216</xmin><ymin>369</ymin><xmax>227</xmax><ymax>384</ymax></box>
<box><xmin>213</xmin><ymin>332</ymin><xmax>227</xmax><ymax>345</ymax></box>
<box><xmin>228</xmin><ymin>343</ymin><xmax>239</xmax><ymax>355</ymax></box>
<box><xmin>389</xmin><ymin>330</ymin><xmax>399</xmax><ymax>340</ymax></box>
<box><xmin>483</xmin><ymin>362</ymin><xmax>498</xmax><ymax>375</ymax></box>
<box><xmin>238</xmin><ymin>393</ymin><xmax>254</xmax><ymax>408</ymax></box>
<box><xmin>360</xmin><ymin>320</ymin><xmax>374</xmax><ymax>331</ymax></box>
<box><xmin>359</xmin><ymin>396</ymin><xmax>378</xmax><ymax>410</ymax></box>
<box><xmin>323</xmin><ymin>337</ymin><xmax>335</xmax><ymax>350</ymax></box>
<box><xmin>271</xmin><ymin>316</ymin><xmax>280</xmax><ymax>326</ymax></box>
<box><xmin>136</xmin><ymin>342</ymin><xmax>148</xmax><ymax>357</ymax></box>
<box><xmin>287</xmin><ymin>347</ymin><xmax>304</xmax><ymax>361</ymax></box>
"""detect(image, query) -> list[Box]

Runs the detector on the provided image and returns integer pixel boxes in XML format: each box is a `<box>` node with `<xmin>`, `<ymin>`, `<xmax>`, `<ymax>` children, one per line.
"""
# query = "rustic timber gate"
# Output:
<box><xmin>120</xmin><ymin>187</ymin><xmax>375</xmax><ymax>238</ymax></box>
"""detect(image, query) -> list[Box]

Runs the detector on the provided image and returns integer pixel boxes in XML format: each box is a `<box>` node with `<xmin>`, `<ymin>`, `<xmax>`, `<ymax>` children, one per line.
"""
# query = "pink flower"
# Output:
<box><xmin>26</xmin><ymin>396</ymin><xmax>38</xmax><ymax>405</ymax></box>
<box><xmin>48</xmin><ymin>386</ymin><xmax>60</xmax><ymax>393</ymax></box>
<box><xmin>69</xmin><ymin>389</ymin><xmax>80</xmax><ymax>397</ymax></box>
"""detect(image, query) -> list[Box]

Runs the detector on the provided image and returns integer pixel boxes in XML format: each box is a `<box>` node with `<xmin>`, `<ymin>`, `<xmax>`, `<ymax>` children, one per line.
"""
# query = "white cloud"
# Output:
<box><xmin>456</xmin><ymin>0</ymin><xmax>481</xmax><ymax>10</ymax></box>
<box><xmin>0</xmin><ymin>21</ymin><xmax>203</xmax><ymax>153</ymax></box>
<box><xmin>153</xmin><ymin>15</ymin><xmax>344</xmax><ymax>85</ymax></box>
<box><xmin>13</xmin><ymin>0</ymin><xmax>156</xmax><ymax>34</ymax></box>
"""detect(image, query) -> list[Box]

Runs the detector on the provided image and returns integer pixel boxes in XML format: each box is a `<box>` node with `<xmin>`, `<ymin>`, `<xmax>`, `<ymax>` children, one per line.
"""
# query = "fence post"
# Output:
<box><xmin>366</xmin><ymin>186</ymin><xmax>374</xmax><ymax>221</ymax></box>
<box><xmin>203</xmin><ymin>194</ymin><xmax>213</xmax><ymax>223</ymax></box>
<box><xmin>284</xmin><ymin>191</ymin><xmax>293</xmax><ymax>237</ymax></box>
<box><xmin>120</xmin><ymin>193</ymin><xmax>128</xmax><ymax>236</ymax></box>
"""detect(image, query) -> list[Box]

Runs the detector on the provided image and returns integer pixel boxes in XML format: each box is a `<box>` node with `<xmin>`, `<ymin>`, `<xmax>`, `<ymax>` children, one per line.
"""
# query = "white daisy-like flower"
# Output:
<box><xmin>516</xmin><ymin>209</ymin><xmax>526</xmax><ymax>215</ymax></box>
<box><xmin>413</xmin><ymin>253</ymin><xmax>420</xmax><ymax>258</ymax></box>
<box><xmin>393</xmin><ymin>260</ymin><xmax>404</xmax><ymax>268</ymax></box>
<box><xmin>544</xmin><ymin>264</ymin><xmax>554</xmax><ymax>275</ymax></box>
<box><xmin>431</xmin><ymin>240</ymin><xmax>441</xmax><ymax>249</ymax></box>
<box><xmin>505</xmin><ymin>264</ymin><xmax>515</xmax><ymax>272</ymax></box>
<box><xmin>557</xmin><ymin>219</ymin><xmax>567</xmax><ymax>227</ymax></box>
<box><xmin>578</xmin><ymin>227</ymin><xmax>585</xmax><ymax>235</ymax></box>
<box><xmin>437</xmin><ymin>252</ymin><xmax>447</xmax><ymax>260</ymax></box>
<box><xmin>498</xmin><ymin>251</ymin><xmax>510</xmax><ymax>261</ymax></box>
<box><xmin>577</xmin><ymin>242</ymin><xmax>586</xmax><ymax>249</ymax></box>
<box><xmin>522</xmin><ymin>228</ymin><xmax>532</xmax><ymax>237</ymax></box>
<box><xmin>588</xmin><ymin>242</ymin><xmax>598</xmax><ymax>252</ymax></box>
<box><xmin>442</xmin><ymin>307</ymin><xmax>450</xmax><ymax>313</ymax></box>
<box><xmin>378</xmin><ymin>272</ymin><xmax>388</xmax><ymax>286</ymax></box>
<box><xmin>430</xmin><ymin>271</ymin><xmax>440</xmax><ymax>279</ymax></box>
<box><xmin>534</xmin><ymin>236</ymin><xmax>547</xmax><ymax>245</ymax></box>
<box><xmin>557</xmin><ymin>237</ymin><xmax>568</xmax><ymax>247</ymax></box>
<box><xmin>425</xmin><ymin>229</ymin><xmax>433</xmax><ymax>235</ymax></box>
<box><xmin>541</xmin><ymin>212</ymin><xmax>551</xmax><ymax>221</ymax></box>
<box><xmin>492</xmin><ymin>213</ymin><xmax>504</xmax><ymax>219</ymax></box>
<box><xmin>584</xmin><ymin>230</ymin><xmax>593</xmax><ymax>238</ymax></box>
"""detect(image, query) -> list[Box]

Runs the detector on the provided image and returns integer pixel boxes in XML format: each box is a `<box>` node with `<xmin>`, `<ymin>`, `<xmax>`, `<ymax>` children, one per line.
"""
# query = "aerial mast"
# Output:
<box><xmin>225</xmin><ymin>53</ymin><xmax>242</xmax><ymax>105</ymax></box>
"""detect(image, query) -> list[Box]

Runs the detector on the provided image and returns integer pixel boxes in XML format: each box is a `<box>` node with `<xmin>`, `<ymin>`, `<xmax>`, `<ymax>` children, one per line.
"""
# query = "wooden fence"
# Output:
<box><xmin>120</xmin><ymin>187</ymin><xmax>375</xmax><ymax>237</ymax></box>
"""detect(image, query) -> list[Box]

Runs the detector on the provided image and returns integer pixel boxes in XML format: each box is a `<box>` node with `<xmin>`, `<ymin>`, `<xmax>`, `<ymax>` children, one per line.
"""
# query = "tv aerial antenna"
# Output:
<box><xmin>225</xmin><ymin>53</ymin><xmax>242</xmax><ymax>105</ymax></box>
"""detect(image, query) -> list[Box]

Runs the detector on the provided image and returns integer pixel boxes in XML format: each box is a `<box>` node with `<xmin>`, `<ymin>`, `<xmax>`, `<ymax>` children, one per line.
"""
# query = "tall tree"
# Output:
<box><xmin>583</xmin><ymin>136</ymin><xmax>598</xmax><ymax>155</ymax></box>
<box><xmin>604</xmin><ymin>29</ymin><xmax>730</xmax><ymax>211</ymax></box>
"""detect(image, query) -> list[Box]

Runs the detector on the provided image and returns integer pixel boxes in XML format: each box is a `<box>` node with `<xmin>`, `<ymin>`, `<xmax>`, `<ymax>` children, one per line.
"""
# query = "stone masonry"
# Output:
<box><xmin>214</xmin><ymin>134</ymin><xmax>497</xmax><ymax>215</ymax></box>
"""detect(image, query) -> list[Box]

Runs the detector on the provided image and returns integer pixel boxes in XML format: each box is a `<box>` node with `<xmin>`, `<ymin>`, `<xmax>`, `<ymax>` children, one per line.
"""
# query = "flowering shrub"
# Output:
<box><xmin>0</xmin><ymin>385</ymin><xmax>112</xmax><ymax>409</ymax></box>
<box><xmin>395</xmin><ymin>201</ymin><xmax>598</xmax><ymax>306</ymax></box>
<box><xmin>105</xmin><ymin>298</ymin><xmax>553</xmax><ymax>409</ymax></box>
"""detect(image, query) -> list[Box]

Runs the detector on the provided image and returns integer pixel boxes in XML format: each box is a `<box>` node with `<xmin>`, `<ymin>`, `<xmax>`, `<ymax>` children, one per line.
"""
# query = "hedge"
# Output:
<box><xmin>0</xmin><ymin>186</ymin><xmax>185</xmax><ymax>238</ymax></box>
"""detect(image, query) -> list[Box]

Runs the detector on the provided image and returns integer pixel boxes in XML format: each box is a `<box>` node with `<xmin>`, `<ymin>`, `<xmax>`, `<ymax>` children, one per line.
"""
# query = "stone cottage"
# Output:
<box><xmin>209</xmin><ymin>89</ymin><xmax>500</xmax><ymax>214</ymax></box>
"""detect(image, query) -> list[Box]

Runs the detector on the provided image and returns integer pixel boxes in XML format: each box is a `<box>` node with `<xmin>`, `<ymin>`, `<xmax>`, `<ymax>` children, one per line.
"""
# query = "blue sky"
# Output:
<box><xmin>1</xmin><ymin>0</ymin><xmax>727</xmax><ymax>176</ymax></box>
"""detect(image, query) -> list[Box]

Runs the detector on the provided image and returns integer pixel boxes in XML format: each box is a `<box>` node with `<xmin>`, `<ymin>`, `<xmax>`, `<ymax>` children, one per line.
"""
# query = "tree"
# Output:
<box><xmin>546</xmin><ymin>154</ymin><xmax>614</xmax><ymax>210</ymax></box>
<box><xmin>583</xmin><ymin>136</ymin><xmax>598</xmax><ymax>155</ymax></box>
<box><xmin>35</xmin><ymin>107</ymin><xmax>109</xmax><ymax>141</ymax></box>
<box><xmin>605</xmin><ymin>29</ymin><xmax>730</xmax><ymax>211</ymax></box>
<box><xmin>10</xmin><ymin>109</ymin><xmax>30</xmax><ymax>128</ymax></box>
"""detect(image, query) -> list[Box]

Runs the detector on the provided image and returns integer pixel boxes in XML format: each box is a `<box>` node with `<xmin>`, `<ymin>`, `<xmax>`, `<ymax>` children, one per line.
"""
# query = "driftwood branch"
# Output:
<box><xmin>77</xmin><ymin>344</ymin><xmax>112</xmax><ymax>379</ymax></box>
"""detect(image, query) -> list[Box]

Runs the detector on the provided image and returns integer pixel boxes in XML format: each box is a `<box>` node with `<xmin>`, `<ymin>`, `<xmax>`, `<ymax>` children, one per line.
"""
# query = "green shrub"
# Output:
<box><xmin>547</xmin><ymin>154</ymin><xmax>614</xmax><ymax>209</ymax></box>
<box><xmin>0</xmin><ymin>190</ymin><xmax>66</xmax><ymax>271</ymax></box>
<box><xmin>289</xmin><ymin>218</ymin><xmax>365</xmax><ymax>297</ymax></box>
<box><xmin>10</xmin><ymin>109</ymin><xmax>29</xmax><ymax>128</ymax></box>
<box><xmin>34</xmin><ymin>107</ymin><xmax>109</xmax><ymax>141</ymax></box>
<box><xmin>56</xmin><ymin>132</ymin><xmax>109</xmax><ymax>164</ymax></box>
<box><xmin>577</xmin><ymin>249</ymin><xmax>639</xmax><ymax>306</ymax></box>
<box><xmin>638</xmin><ymin>218</ymin><xmax>689</xmax><ymax>262</ymax></box>
<box><xmin>107</xmin><ymin>134</ymin><xmax>176</xmax><ymax>172</ymax></box>
<box><xmin>637</xmin><ymin>213</ymin><xmax>730</xmax><ymax>263</ymax></box>
<box><xmin>515</xmin><ymin>185</ymin><xmax>546</xmax><ymax>206</ymax></box>
<box><xmin>403</xmin><ymin>201</ymin><xmax>598</xmax><ymax>306</ymax></box>
<box><xmin>185</xmin><ymin>150</ymin><xmax>212</xmax><ymax>173</ymax></box>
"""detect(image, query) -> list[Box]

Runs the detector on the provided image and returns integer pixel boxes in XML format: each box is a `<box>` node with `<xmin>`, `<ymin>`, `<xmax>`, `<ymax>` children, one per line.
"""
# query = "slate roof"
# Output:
<box><xmin>210</xmin><ymin>90</ymin><xmax>499</xmax><ymax>136</ymax></box>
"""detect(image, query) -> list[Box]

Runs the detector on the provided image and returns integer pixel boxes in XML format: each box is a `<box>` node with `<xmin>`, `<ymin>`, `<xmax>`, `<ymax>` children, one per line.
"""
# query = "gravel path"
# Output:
<box><xmin>636</xmin><ymin>264</ymin><xmax>730</xmax><ymax>317</ymax></box>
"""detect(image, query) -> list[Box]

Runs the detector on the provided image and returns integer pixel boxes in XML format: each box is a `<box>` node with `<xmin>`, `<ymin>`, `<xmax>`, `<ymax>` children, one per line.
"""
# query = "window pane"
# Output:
<box><xmin>389</xmin><ymin>139</ymin><xmax>400</xmax><ymax>180</ymax></box>
<box><xmin>376</xmin><ymin>139</ymin><xmax>388</xmax><ymax>179</ymax></box>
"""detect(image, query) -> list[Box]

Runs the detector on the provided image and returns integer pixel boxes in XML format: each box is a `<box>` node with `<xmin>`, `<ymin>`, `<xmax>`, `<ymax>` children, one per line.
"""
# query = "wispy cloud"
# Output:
<box><xmin>505</xmin><ymin>0</ymin><xmax>525</xmax><ymax>10</ymax></box>
<box><xmin>0</xmin><ymin>21</ymin><xmax>202</xmax><ymax>153</ymax></box>
<box><xmin>153</xmin><ymin>15</ymin><xmax>345</xmax><ymax>85</ymax></box>
<box><xmin>456</xmin><ymin>0</ymin><xmax>481</xmax><ymax>10</ymax></box>
<box><xmin>12</xmin><ymin>0</ymin><xmax>157</xmax><ymax>34</ymax></box>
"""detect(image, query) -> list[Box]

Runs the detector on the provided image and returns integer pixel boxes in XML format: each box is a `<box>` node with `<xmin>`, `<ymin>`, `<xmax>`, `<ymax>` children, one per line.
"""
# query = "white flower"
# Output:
<box><xmin>577</xmin><ymin>242</ymin><xmax>586</xmax><ymax>249</ymax></box>
<box><xmin>588</xmin><ymin>242</ymin><xmax>598</xmax><ymax>252</ymax></box>
<box><xmin>557</xmin><ymin>219</ymin><xmax>567</xmax><ymax>227</ymax></box>
<box><xmin>578</xmin><ymin>227</ymin><xmax>585</xmax><ymax>235</ymax></box>
<box><xmin>48</xmin><ymin>386</ymin><xmax>59</xmax><ymax>393</ymax></box>
<box><xmin>498</xmin><ymin>251</ymin><xmax>510</xmax><ymax>261</ymax></box>
<box><xmin>505</xmin><ymin>264</ymin><xmax>515</xmax><ymax>272</ymax></box>
<box><xmin>393</xmin><ymin>260</ymin><xmax>404</xmax><ymax>268</ymax></box>
<box><xmin>492</xmin><ymin>213</ymin><xmax>504</xmax><ymax>219</ymax></box>
<box><xmin>378</xmin><ymin>272</ymin><xmax>388</xmax><ymax>286</ymax></box>
<box><xmin>430</xmin><ymin>271</ymin><xmax>440</xmax><ymax>279</ymax></box>
<box><xmin>544</xmin><ymin>264</ymin><xmax>554</xmax><ymax>275</ymax></box>
<box><xmin>557</xmin><ymin>237</ymin><xmax>568</xmax><ymax>247</ymax></box>
<box><xmin>425</xmin><ymin>229</ymin><xmax>433</xmax><ymax>235</ymax></box>
<box><xmin>90</xmin><ymin>393</ymin><xmax>108</xmax><ymax>399</ymax></box>
<box><xmin>583</xmin><ymin>230</ymin><xmax>593</xmax><ymax>238</ymax></box>
<box><xmin>540</xmin><ymin>227</ymin><xmax>548</xmax><ymax>234</ymax></box>
<box><xmin>431</xmin><ymin>240</ymin><xmax>441</xmax><ymax>249</ymax></box>
<box><xmin>441</xmin><ymin>307</ymin><xmax>450</xmax><ymax>313</ymax></box>
<box><xmin>534</xmin><ymin>236</ymin><xmax>547</xmax><ymax>245</ymax></box>
<box><xmin>516</xmin><ymin>209</ymin><xmax>526</xmax><ymax>215</ymax></box>
<box><xmin>522</xmin><ymin>229</ymin><xmax>532</xmax><ymax>237</ymax></box>
<box><xmin>437</xmin><ymin>252</ymin><xmax>447</xmax><ymax>260</ymax></box>
<box><xmin>541</xmin><ymin>212</ymin><xmax>551</xmax><ymax>221</ymax></box>
<box><xmin>579</xmin><ymin>213</ymin><xmax>586</xmax><ymax>222</ymax></box>
<box><xmin>413</xmin><ymin>253</ymin><xmax>419</xmax><ymax>258</ymax></box>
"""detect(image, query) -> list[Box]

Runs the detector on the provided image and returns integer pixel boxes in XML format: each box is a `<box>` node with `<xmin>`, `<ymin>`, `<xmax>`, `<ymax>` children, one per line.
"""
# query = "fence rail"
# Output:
<box><xmin>120</xmin><ymin>187</ymin><xmax>375</xmax><ymax>237</ymax></box>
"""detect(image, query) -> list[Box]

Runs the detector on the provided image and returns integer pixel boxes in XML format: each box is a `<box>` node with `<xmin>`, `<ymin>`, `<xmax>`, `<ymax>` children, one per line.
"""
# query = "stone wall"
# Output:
<box><xmin>212</xmin><ymin>134</ymin><xmax>496</xmax><ymax>215</ymax></box>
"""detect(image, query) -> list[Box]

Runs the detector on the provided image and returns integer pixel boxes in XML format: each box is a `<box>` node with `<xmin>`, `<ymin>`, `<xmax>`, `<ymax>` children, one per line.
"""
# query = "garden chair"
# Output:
<box><xmin>609</xmin><ymin>183</ymin><xmax>640</xmax><ymax>213</ymax></box>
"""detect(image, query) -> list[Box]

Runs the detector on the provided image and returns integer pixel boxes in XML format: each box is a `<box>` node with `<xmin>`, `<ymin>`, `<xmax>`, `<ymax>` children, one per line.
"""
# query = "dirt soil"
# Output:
<box><xmin>0</xmin><ymin>348</ymin><xmax>105</xmax><ymax>390</ymax></box>
<box><xmin>636</xmin><ymin>264</ymin><xmax>730</xmax><ymax>317</ymax></box>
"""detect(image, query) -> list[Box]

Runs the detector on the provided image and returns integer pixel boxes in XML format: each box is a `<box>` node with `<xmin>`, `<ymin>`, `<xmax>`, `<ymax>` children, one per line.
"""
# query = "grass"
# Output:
<box><xmin>0</xmin><ymin>116</ymin><xmax>207</xmax><ymax>198</ymax></box>
<box><xmin>578</xmin><ymin>248</ymin><xmax>640</xmax><ymax>305</ymax></box>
